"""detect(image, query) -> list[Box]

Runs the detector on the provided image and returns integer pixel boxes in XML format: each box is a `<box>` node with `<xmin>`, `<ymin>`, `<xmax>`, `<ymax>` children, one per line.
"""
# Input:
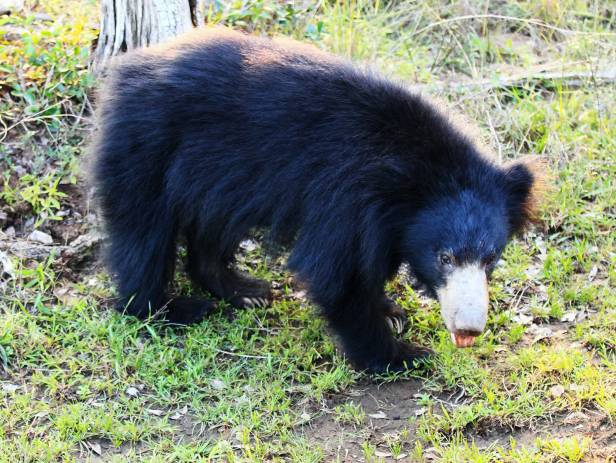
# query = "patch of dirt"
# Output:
<box><xmin>78</xmin><ymin>407</ymin><xmax>222</xmax><ymax>462</ymax></box>
<box><xmin>472</xmin><ymin>412</ymin><xmax>616</xmax><ymax>462</ymax></box>
<box><xmin>299</xmin><ymin>381</ymin><xmax>616</xmax><ymax>462</ymax></box>
<box><xmin>299</xmin><ymin>379</ymin><xmax>423</xmax><ymax>462</ymax></box>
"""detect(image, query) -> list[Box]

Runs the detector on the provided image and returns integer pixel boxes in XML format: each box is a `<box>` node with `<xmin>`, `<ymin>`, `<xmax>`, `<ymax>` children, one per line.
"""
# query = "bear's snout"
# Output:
<box><xmin>436</xmin><ymin>263</ymin><xmax>489</xmax><ymax>347</ymax></box>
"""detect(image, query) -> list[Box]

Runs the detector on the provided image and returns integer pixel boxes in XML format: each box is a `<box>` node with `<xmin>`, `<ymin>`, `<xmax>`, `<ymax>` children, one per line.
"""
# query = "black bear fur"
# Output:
<box><xmin>91</xmin><ymin>28</ymin><xmax>537</xmax><ymax>372</ymax></box>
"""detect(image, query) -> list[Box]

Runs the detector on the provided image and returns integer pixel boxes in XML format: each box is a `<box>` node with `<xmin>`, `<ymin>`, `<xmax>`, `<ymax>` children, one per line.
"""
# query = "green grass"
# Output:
<box><xmin>1</xmin><ymin>0</ymin><xmax>615</xmax><ymax>461</ymax></box>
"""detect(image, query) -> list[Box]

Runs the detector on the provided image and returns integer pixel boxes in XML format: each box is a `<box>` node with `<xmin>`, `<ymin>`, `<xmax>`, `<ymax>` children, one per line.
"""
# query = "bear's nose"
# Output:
<box><xmin>454</xmin><ymin>308</ymin><xmax>487</xmax><ymax>334</ymax></box>
<box><xmin>455</xmin><ymin>328</ymin><xmax>482</xmax><ymax>337</ymax></box>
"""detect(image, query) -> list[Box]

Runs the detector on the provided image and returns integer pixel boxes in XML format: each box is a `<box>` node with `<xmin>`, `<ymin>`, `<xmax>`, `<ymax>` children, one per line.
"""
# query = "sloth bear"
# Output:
<box><xmin>92</xmin><ymin>28</ymin><xmax>540</xmax><ymax>373</ymax></box>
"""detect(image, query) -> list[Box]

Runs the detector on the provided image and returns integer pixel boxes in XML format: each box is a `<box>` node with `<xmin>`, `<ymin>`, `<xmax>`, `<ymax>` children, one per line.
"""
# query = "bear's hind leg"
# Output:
<box><xmin>108</xmin><ymin>215</ymin><xmax>215</xmax><ymax>325</ymax></box>
<box><xmin>186</xmin><ymin>234</ymin><xmax>271</xmax><ymax>309</ymax></box>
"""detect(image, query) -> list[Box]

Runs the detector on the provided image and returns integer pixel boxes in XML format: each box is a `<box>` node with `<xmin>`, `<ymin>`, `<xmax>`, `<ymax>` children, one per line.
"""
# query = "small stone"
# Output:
<box><xmin>1</xmin><ymin>383</ymin><xmax>20</xmax><ymax>392</ymax></box>
<box><xmin>33</xmin><ymin>12</ymin><xmax>52</xmax><ymax>21</ymax></box>
<box><xmin>28</xmin><ymin>230</ymin><xmax>53</xmax><ymax>245</ymax></box>
<box><xmin>587</xmin><ymin>266</ymin><xmax>598</xmax><ymax>282</ymax></box>
<box><xmin>4</xmin><ymin>226</ymin><xmax>15</xmax><ymax>238</ymax></box>
<box><xmin>126</xmin><ymin>386</ymin><xmax>139</xmax><ymax>397</ymax></box>
<box><xmin>424</xmin><ymin>447</ymin><xmax>439</xmax><ymax>462</ymax></box>
<box><xmin>368</xmin><ymin>411</ymin><xmax>387</xmax><ymax>419</ymax></box>
<box><xmin>375</xmin><ymin>450</ymin><xmax>392</xmax><ymax>458</ymax></box>
<box><xmin>0</xmin><ymin>251</ymin><xmax>13</xmax><ymax>279</ymax></box>
<box><xmin>549</xmin><ymin>384</ymin><xmax>565</xmax><ymax>398</ymax></box>
<box><xmin>211</xmin><ymin>379</ymin><xmax>226</xmax><ymax>391</ymax></box>
<box><xmin>147</xmin><ymin>408</ymin><xmax>164</xmax><ymax>416</ymax></box>
<box><xmin>0</xmin><ymin>0</ymin><xmax>24</xmax><ymax>15</ymax></box>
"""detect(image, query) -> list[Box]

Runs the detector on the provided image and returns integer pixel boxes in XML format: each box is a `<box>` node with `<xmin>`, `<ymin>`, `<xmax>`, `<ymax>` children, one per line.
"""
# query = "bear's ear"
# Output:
<box><xmin>503</xmin><ymin>157</ymin><xmax>546</xmax><ymax>234</ymax></box>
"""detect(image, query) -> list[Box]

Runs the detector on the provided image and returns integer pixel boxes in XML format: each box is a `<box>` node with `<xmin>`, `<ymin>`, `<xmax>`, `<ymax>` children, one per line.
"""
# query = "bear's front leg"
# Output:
<box><xmin>323</xmin><ymin>293</ymin><xmax>432</xmax><ymax>373</ymax></box>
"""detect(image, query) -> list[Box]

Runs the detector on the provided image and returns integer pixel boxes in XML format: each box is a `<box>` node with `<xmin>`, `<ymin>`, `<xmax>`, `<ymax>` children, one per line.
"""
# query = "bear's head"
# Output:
<box><xmin>403</xmin><ymin>158</ymin><xmax>543</xmax><ymax>348</ymax></box>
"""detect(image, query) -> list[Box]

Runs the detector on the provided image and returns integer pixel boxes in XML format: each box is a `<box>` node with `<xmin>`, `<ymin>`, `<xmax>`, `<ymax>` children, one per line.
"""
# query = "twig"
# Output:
<box><xmin>410</xmin><ymin>14</ymin><xmax>616</xmax><ymax>38</ymax></box>
<box><xmin>0</xmin><ymin>232</ymin><xmax>102</xmax><ymax>261</ymax></box>
<box><xmin>484</xmin><ymin>108</ymin><xmax>502</xmax><ymax>162</ymax></box>
<box><xmin>410</xmin><ymin>67</ymin><xmax>616</xmax><ymax>94</ymax></box>
<box><xmin>214</xmin><ymin>348</ymin><xmax>269</xmax><ymax>360</ymax></box>
<box><xmin>0</xmin><ymin>112</ymin><xmax>87</xmax><ymax>143</ymax></box>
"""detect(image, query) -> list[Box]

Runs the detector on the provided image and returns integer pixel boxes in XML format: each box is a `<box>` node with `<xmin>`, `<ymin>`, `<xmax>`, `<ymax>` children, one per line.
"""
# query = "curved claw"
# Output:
<box><xmin>386</xmin><ymin>315</ymin><xmax>406</xmax><ymax>335</ymax></box>
<box><xmin>240</xmin><ymin>296</ymin><xmax>269</xmax><ymax>308</ymax></box>
<box><xmin>395</xmin><ymin>317</ymin><xmax>404</xmax><ymax>335</ymax></box>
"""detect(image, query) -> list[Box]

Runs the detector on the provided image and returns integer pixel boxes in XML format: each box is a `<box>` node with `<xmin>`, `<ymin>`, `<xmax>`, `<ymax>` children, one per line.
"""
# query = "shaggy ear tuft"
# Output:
<box><xmin>503</xmin><ymin>157</ymin><xmax>546</xmax><ymax>234</ymax></box>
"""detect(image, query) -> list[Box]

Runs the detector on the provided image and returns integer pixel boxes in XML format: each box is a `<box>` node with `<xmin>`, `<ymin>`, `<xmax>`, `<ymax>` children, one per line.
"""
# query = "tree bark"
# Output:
<box><xmin>93</xmin><ymin>0</ymin><xmax>208</xmax><ymax>71</ymax></box>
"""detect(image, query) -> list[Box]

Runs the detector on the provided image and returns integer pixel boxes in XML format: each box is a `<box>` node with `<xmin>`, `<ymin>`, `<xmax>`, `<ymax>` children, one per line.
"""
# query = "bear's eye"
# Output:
<box><xmin>439</xmin><ymin>253</ymin><xmax>454</xmax><ymax>267</ymax></box>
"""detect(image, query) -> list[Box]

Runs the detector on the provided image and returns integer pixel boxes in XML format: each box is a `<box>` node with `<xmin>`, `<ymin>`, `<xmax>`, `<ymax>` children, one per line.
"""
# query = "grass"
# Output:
<box><xmin>1</xmin><ymin>0</ymin><xmax>615</xmax><ymax>461</ymax></box>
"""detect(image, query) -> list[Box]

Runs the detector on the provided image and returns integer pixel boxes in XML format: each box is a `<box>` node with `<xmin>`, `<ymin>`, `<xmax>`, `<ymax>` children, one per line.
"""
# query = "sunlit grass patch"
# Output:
<box><xmin>1</xmin><ymin>0</ymin><xmax>615</xmax><ymax>461</ymax></box>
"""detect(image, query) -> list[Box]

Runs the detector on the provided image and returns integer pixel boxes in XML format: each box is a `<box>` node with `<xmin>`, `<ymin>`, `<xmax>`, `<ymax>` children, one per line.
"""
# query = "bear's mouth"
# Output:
<box><xmin>451</xmin><ymin>332</ymin><xmax>477</xmax><ymax>348</ymax></box>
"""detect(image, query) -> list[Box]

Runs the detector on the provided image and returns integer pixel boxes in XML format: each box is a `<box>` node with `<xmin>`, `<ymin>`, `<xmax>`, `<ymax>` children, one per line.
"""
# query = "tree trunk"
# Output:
<box><xmin>93</xmin><ymin>0</ymin><xmax>208</xmax><ymax>71</ymax></box>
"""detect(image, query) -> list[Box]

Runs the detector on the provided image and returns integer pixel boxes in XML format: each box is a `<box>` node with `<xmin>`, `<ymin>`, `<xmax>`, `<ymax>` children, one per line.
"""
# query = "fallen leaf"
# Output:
<box><xmin>512</xmin><ymin>313</ymin><xmax>533</xmax><ymax>325</ymax></box>
<box><xmin>147</xmin><ymin>408</ymin><xmax>164</xmax><ymax>416</ymax></box>
<box><xmin>564</xmin><ymin>411</ymin><xmax>587</xmax><ymax>425</ymax></box>
<box><xmin>239</xmin><ymin>239</ymin><xmax>258</xmax><ymax>252</ymax></box>
<box><xmin>529</xmin><ymin>325</ymin><xmax>553</xmax><ymax>344</ymax></box>
<box><xmin>87</xmin><ymin>441</ymin><xmax>102</xmax><ymax>455</ymax></box>
<box><xmin>170</xmin><ymin>406</ymin><xmax>188</xmax><ymax>420</ymax></box>
<box><xmin>424</xmin><ymin>447</ymin><xmax>439</xmax><ymax>462</ymax></box>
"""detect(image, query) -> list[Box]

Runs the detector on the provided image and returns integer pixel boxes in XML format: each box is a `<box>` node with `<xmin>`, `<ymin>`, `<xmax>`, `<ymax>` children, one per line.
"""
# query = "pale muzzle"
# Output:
<box><xmin>436</xmin><ymin>264</ymin><xmax>489</xmax><ymax>348</ymax></box>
